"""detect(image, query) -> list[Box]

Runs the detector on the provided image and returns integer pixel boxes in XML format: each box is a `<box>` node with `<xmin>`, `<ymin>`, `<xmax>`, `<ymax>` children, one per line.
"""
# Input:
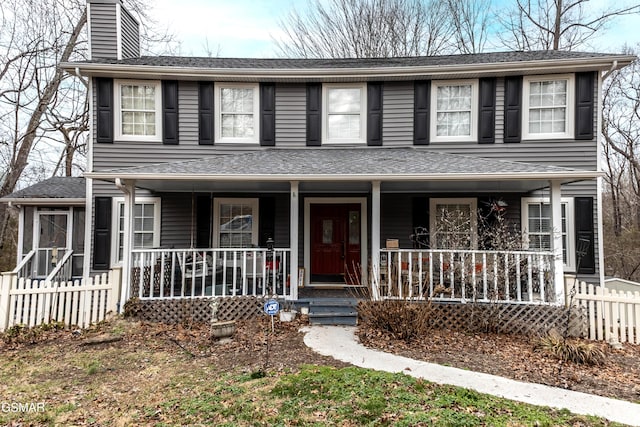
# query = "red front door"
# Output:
<box><xmin>310</xmin><ymin>204</ymin><xmax>361</xmax><ymax>284</ymax></box>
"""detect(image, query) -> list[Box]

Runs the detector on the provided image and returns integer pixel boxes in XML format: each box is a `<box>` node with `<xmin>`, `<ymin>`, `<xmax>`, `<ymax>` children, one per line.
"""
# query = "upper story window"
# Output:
<box><xmin>114</xmin><ymin>80</ymin><xmax>162</xmax><ymax>142</ymax></box>
<box><xmin>523</xmin><ymin>75</ymin><xmax>574</xmax><ymax>140</ymax></box>
<box><xmin>430</xmin><ymin>80</ymin><xmax>478</xmax><ymax>142</ymax></box>
<box><xmin>323</xmin><ymin>84</ymin><xmax>367</xmax><ymax>144</ymax></box>
<box><xmin>215</xmin><ymin>83</ymin><xmax>259</xmax><ymax>144</ymax></box>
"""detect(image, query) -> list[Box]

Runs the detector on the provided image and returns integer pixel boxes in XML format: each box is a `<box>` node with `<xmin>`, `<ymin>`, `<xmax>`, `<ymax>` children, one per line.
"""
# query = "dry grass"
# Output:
<box><xmin>535</xmin><ymin>331</ymin><xmax>606</xmax><ymax>366</ymax></box>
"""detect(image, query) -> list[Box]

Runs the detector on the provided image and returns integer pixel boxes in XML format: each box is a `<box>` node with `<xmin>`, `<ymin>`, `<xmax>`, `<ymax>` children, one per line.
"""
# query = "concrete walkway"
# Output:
<box><xmin>302</xmin><ymin>325</ymin><xmax>640</xmax><ymax>426</ymax></box>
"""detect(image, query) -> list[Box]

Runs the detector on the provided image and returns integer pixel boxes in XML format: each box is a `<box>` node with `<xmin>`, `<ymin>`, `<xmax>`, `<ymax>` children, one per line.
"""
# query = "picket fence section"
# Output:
<box><xmin>574</xmin><ymin>281</ymin><xmax>640</xmax><ymax>344</ymax></box>
<box><xmin>0</xmin><ymin>268</ymin><xmax>121</xmax><ymax>332</ymax></box>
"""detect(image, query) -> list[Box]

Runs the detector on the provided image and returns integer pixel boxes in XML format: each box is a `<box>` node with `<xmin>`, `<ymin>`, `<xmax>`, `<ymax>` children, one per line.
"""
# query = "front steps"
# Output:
<box><xmin>307</xmin><ymin>298</ymin><xmax>359</xmax><ymax>326</ymax></box>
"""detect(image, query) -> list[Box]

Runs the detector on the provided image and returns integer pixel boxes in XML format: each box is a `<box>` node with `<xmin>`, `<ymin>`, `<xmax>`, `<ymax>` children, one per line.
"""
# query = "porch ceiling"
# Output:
<box><xmin>86</xmin><ymin>148</ymin><xmax>600</xmax><ymax>193</ymax></box>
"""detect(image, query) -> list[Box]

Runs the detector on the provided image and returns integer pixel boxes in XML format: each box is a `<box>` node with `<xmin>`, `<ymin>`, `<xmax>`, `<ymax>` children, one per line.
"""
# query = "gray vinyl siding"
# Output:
<box><xmin>178</xmin><ymin>81</ymin><xmax>199</xmax><ymax>145</ymax></box>
<box><xmin>88</xmin><ymin>2</ymin><xmax>117</xmax><ymax>60</ymax></box>
<box><xmin>120</xmin><ymin>7</ymin><xmax>139</xmax><ymax>59</ymax></box>
<box><xmin>275</xmin><ymin>84</ymin><xmax>306</xmax><ymax>148</ymax></box>
<box><xmin>381</xmin><ymin>194</ymin><xmax>413</xmax><ymax>247</ymax></box>
<box><xmin>160</xmin><ymin>193</ymin><xmax>193</xmax><ymax>248</ymax></box>
<box><xmin>382</xmin><ymin>82</ymin><xmax>413</xmax><ymax>147</ymax></box>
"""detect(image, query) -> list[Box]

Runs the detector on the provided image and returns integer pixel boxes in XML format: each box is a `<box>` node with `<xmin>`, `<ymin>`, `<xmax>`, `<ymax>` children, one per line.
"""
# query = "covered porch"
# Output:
<box><xmin>86</xmin><ymin>148</ymin><xmax>599</xmax><ymax>307</ymax></box>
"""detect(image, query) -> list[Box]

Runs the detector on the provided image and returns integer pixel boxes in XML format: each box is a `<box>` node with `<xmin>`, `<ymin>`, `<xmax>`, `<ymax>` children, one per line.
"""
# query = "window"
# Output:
<box><xmin>429</xmin><ymin>198</ymin><xmax>477</xmax><ymax>249</ymax></box>
<box><xmin>322</xmin><ymin>84</ymin><xmax>367</xmax><ymax>144</ymax></box>
<box><xmin>114</xmin><ymin>80</ymin><xmax>162</xmax><ymax>141</ymax></box>
<box><xmin>215</xmin><ymin>83</ymin><xmax>259</xmax><ymax>144</ymax></box>
<box><xmin>112</xmin><ymin>197</ymin><xmax>161</xmax><ymax>263</ymax></box>
<box><xmin>213</xmin><ymin>198</ymin><xmax>259</xmax><ymax>248</ymax></box>
<box><xmin>523</xmin><ymin>75</ymin><xmax>574</xmax><ymax>139</ymax></box>
<box><xmin>521</xmin><ymin>197</ymin><xmax>575</xmax><ymax>271</ymax></box>
<box><xmin>430</xmin><ymin>80</ymin><xmax>478</xmax><ymax>142</ymax></box>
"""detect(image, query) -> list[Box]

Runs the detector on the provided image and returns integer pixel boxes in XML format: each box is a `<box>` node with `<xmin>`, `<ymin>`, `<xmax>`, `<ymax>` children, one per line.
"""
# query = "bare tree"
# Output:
<box><xmin>499</xmin><ymin>0</ymin><xmax>640</xmax><ymax>51</ymax></box>
<box><xmin>446</xmin><ymin>0</ymin><xmax>492</xmax><ymax>54</ymax></box>
<box><xmin>275</xmin><ymin>0</ymin><xmax>456</xmax><ymax>58</ymax></box>
<box><xmin>601</xmin><ymin>49</ymin><xmax>640</xmax><ymax>280</ymax></box>
<box><xmin>0</xmin><ymin>0</ymin><xmax>176</xmax><ymax>263</ymax></box>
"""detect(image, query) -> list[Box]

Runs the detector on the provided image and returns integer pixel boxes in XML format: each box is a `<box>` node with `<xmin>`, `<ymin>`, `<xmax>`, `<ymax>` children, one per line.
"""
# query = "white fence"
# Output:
<box><xmin>574</xmin><ymin>281</ymin><xmax>640</xmax><ymax>344</ymax></box>
<box><xmin>0</xmin><ymin>268</ymin><xmax>121</xmax><ymax>332</ymax></box>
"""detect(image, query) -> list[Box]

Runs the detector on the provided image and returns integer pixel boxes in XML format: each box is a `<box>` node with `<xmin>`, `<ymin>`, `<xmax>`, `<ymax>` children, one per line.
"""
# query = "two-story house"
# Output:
<box><xmin>3</xmin><ymin>0</ymin><xmax>634</xmax><ymax>313</ymax></box>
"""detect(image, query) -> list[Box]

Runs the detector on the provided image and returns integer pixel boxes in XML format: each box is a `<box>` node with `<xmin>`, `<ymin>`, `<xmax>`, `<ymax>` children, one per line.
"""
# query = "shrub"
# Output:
<box><xmin>358</xmin><ymin>299</ymin><xmax>434</xmax><ymax>343</ymax></box>
<box><xmin>535</xmin><ymin>331</ymin><xmax>606</xmax><ymax>366</ymax></box>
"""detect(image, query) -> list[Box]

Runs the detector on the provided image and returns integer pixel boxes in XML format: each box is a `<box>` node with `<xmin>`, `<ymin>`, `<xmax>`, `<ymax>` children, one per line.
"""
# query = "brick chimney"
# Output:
<box><xmin>87</xmin><ymin>0</ymin><xmax>140</xmax><ymax>60</ymax></box>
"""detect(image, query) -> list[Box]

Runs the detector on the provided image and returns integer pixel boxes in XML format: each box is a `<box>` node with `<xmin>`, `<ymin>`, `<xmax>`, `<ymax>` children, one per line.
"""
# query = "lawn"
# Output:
<box><xmin>0</xmin><ymin>318</ymin><xmax>627</xmax><ymax>426</ymax></box>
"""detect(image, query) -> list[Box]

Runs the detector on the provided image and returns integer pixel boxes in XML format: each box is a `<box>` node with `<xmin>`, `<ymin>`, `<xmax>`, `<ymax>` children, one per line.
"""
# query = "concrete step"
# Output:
<box><xmin>307</xmin><ymin>298</ymin><xmax>359</xmax><ymax>326</ymax></box>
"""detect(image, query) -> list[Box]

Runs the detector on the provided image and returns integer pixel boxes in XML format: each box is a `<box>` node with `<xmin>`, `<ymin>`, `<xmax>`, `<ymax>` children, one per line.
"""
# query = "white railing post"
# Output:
<box><xmin>0</xmin><ymin>272</ymin><xmax>15</xmax><ymax>331</ymax></box>
<box><xmin>289</xmin><ymin>181</ymin><xmax>299</xmax><ymax>300</ymax></box>
<box><xmin>550</xmin><ymin>180</ymin><xmax>565</xmax><ymax>304</ymax></box>
<box><xmin>371</xmin><ymin>181</ymin><xmax>381</xmax><ymax>288</ymax></box>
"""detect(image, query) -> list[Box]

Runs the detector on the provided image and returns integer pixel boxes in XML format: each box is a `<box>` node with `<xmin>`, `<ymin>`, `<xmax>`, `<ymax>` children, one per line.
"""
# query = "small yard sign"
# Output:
<box><xmin>264</xmin><ymin>299</ymin><xmax>280</xmax><ymax>315</ymax></box>
<box><xmin>264</xmin><ymin>299</ymin><xmax>280</xmax><ymax>332</ymax></box>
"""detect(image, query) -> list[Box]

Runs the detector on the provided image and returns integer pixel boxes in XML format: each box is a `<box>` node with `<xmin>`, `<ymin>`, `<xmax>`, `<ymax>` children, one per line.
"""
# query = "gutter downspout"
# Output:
<box><xmin>602</xmin><ymin>60</ymin><xmax>618</xmax><ymax>81</ymax></box>
<box><xmin>115</xmin><ymin>178</ymin><xmax>135</xmax><ymax>313</ymax></box>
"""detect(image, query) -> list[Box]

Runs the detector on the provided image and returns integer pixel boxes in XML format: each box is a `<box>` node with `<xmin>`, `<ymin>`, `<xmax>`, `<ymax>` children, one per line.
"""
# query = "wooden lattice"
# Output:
<box><xmin>359</xmin><ymin>301</ymin><xmax>587</xmax><ymax>337</ymax></box>
<box><xmin>125</xmin><ymin>296</ymin><xmax>267</xmax><ymax>324</ymax></box>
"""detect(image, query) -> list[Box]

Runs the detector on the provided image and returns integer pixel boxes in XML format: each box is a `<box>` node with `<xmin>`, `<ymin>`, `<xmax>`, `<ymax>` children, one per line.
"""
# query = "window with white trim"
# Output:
<box><xmin>429</xmin><ymin>198</ymin><xmax>477</xmax><ymax>249</ymax></box>
<box><xmin>322</xmin><ymin>84</ymin><xmax>367</xmax><ymax>144</ymax></box>
<box><xmin>112</xmin><ymin>197</ymin><xmax>161</xmax><ymax>263</ymax></box>
<box><xmin>523</xmin><ymin>75</ymin><xmax>574</xmax><ymax>139</ymax></box>
<box><xmin>213</xmin><ymin>198</ymin><xmax>259</xmax><ymax>248</ymax></box>
<box><xmin>430</xmin><ymin>80</ymin><xmax>478</xmax><ymax>142</ymax></box>
<box><xmin>521</xmin><ymin>197</ymin><xmax>575</xmax><ymax>271</ymax></box>
<box><xmin>215</xmin><ymin>83</ymin><xmax>259</xmax><ymax>144</ymax></box>
<box><xmin>114</xmin><ymin>80</ymin><xmax>162</xmax><ymax>141</ymax></box>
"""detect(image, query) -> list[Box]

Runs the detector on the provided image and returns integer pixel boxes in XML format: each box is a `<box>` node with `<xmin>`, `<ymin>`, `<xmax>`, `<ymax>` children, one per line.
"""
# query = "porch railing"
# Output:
<box><xmin>12</xmin><ymin>249</ymin><xmax>36</xmax><ymax>278</ymax></box>
<box><xmin>130</xmin><ymin>248</ymin><xmax>292</xmax><ymax>300</ymax></box>
<box><xmin>377</xmin><ymin>249</ymin><xmax>556</xmax><ymax>304</ymax></box>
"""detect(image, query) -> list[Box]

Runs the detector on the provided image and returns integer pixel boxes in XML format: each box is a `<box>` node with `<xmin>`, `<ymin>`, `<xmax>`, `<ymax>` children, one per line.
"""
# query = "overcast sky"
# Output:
<box><xmin>150</xmin><ymin>0</ymin><xmax>640</xmax><ymax>57</ymax></box>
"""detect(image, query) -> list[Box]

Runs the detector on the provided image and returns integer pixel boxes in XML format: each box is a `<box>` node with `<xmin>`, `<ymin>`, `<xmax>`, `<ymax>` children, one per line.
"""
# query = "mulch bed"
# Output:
<box><xmin>357</xmin><ymin>324</ymin><xmax>640</xmax><ymax>402</ymax></box>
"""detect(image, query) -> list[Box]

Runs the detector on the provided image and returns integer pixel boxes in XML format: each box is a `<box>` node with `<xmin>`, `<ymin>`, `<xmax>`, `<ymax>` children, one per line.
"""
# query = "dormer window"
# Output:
<box><xmin>322</xmin><ymin>84</ymin><xmax>367</xmax><ymax>144</ymax></box>
<box><xmin>114</xmin><ymin>80</ymin><xmax>162</xmax><ymax>141</ymax></box>
<box><xmin>430</xmin><ymin>80</ymin><xmax>478</xmax><ymax>142</ymax></box>
<box><xmin>523</xmin><ymin>75</ymin><xmax>574</xmax><ymax>139</ymax></box>
<box><xmin>215</xmin><ymin>83</ymin><xmax>259</xmax><ymax>144</ymax></box>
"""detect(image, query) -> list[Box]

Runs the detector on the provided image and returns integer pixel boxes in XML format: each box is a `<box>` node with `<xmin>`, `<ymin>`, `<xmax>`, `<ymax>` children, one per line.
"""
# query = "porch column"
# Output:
<box><xmin>371</xmin><ymin>181</ymin><xmax>381</xmax><ymax>293</ymax></box>
<box><xmin>550</xmin><ymin>180</ymin><xmax>565</xmax><ymax>304</ymax></box>
<box><xmin>118</xmin><ymin>180</ymin><xmax>135</xmax><ymax>312</ymax></box>
<box><xmin>289</xmin><ymin>181</ymin><xmax>299</xmax><ymax>300</ymax></box>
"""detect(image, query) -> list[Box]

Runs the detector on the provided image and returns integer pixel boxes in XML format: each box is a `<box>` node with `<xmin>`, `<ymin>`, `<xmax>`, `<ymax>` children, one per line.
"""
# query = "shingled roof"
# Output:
<box><xmin>90</xmin><ymin>148</ymin><xmax>592</xmax><ymax>179</ymax></box>
<box><xmin>1</xmin><ymin>177</ymin><xmax>85</xmax><ymax>202</ymax></box>
<box><xmin>80</xmin><ymin>50</ymin><xmax>620</xmax><ymax>69</ymax></box>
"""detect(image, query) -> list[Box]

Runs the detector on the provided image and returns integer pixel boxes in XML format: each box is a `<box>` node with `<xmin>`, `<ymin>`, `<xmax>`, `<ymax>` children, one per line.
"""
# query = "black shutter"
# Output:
<box><xmin>412</xmin><ymin>197</ymin><xmax>429</xmax><ymax>248</ymax></box>
<box><xmin>96</xmin><ymin>78</ymin><xmax>114</xmax><ymax>144</ymax></box>
<box><xmin>259</xmin><ymin>197</ymin><xmax>276</xmax><ymax>247</ymax></box>
<box><xmin>575</xmin><ymin>197</ymin><xmax>596</xmax><ymax>274</ymax></box>
<box><xmin>196</xmin><ymin>195</ymin><xmax>212</xmax><ymax>248</ymax></box>
<box><xmin>503</xmin><ymin>76</ymin><xmax>522</xmax><ymax>143</ymax></box>
<box><xmin>260</xmin><ymin>83</ymin><xmax>276</xmax><ymax>146</ymax></box>
<box><xmin>306</xmin><ymin>83</ymin><xmax>321</xmax><ymax>146</ymax></box>
<box><xmin>575</xmin><ymin>72</ymin><xmax>595</xmax><ymax>140</ymax></box>
<box><xmin>367</xmin><ymin>82</ymin><xmax>383</xmax><ymax>146</ymax></box>
<box><xmin>478</xmin><ymin>78</ymin><xmax>496</xmax><ymax>144</ymax></box>
<box><xmin>93</xmin><ymin>197</ymin><xmax>112</xmax><ymax>270</ymax></box>
<box><xmin>162</xmin><ymin>80</ymin><xmax>179</xmax><ymax>145</ymax></box>
<box><xmin>414</xmin><ymin>80</ymin><xmax>430</xmax><ymax>145</ymax></box>
<box><xmin>198</xmin><ymin>82</ymin><xmax>214</xmax><ymax>145</ymax></box>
